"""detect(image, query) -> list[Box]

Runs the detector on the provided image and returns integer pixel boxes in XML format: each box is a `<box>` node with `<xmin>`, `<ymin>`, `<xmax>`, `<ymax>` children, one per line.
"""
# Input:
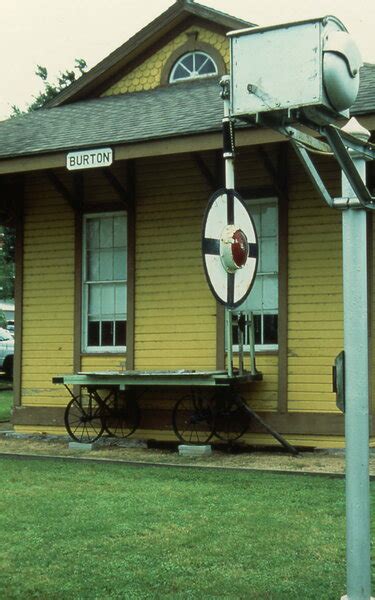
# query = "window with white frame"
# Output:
<box><xmin>169</xmin><ymin>51</ymin><xmax>218</xmax><ymax>83</ymax></box>
<box><xmin>82</xmin><ymin>212</ymin><xmax>127</xmax><ymax>352</ymax></box>
<box><xmin>233</xmin><ymin>198</ymin><xmax>279</xmax><ymax>350</ymax></box>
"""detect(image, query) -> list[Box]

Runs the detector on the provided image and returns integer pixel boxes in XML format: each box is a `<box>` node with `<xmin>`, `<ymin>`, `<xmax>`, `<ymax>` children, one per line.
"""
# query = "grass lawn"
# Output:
<box><xmin>0</xmin><ymin>387</ymin><xmax>12</xmax><ymax>421</ymax></box>
<box><xmin>0</xmin><ymin>458</ymin><xmax>371</xmax><ymax>599</ymax></box>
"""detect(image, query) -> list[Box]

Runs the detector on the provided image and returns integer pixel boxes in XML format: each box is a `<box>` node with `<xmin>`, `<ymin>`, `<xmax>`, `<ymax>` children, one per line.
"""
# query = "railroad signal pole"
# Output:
<box><xmin>340</xmin><ymin>118</ymin><xmax>373</xmax><ymax>600</ymax></box>
<box><xmin>225</xmin><ymin>15</ymin><xmax>375</xmax><ymax>597</ymax></box>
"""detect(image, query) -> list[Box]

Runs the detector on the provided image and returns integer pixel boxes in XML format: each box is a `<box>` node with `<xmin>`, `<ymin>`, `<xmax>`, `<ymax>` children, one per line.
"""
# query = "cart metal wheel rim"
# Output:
<box><xmin>213</xmin><ymin>394</ymin><xmax>250</xmax><ymax>442</ymax></box>
<box><xmin>103</xmin><ymin>392</ymin><xmax>140</xmax><ymax>438</ymax></box>
<box><xmin>172</xmin><ymin>393</ymin><xmax>215</xmax><ymax>445</ymax></box>
<box><xmin>64</xmin><ymin>395</ymin><xmax>104</xmax><ymax>443</ymax></box>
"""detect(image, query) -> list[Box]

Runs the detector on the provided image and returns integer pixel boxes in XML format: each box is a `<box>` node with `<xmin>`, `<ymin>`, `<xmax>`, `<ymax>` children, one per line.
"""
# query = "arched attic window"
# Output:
<box><xmin>169</xmin><ymin>51</ymin><xmax>218</xmax><ymax>83</ymax></box>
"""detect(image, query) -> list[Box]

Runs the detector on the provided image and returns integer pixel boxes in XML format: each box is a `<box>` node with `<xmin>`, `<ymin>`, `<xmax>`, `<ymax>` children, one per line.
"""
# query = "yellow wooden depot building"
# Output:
<box><xmin>1</xmin><ymin>0</ymin><xmax>375</xmax><ymax>448</ymax></box>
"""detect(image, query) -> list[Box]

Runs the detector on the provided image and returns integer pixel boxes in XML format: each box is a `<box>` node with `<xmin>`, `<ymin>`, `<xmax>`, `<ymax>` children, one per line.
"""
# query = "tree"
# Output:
<box><xmin>12</xmin><ymin>58</ymin><xmax>87</xmax><ymax>115</ymax></box>
<box><xmin>0</xmin><ymin>226</ymin><xmax>15</xmax><ymax>300</ymax></box>
<box><xmin>2</xmin><ymin>59</ymin><xmax>88</xmax><ymax>302</ymax></box>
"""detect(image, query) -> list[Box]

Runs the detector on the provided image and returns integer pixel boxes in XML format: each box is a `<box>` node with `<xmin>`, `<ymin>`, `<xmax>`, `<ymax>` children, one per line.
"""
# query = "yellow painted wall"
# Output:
<box><xmin>233</xmin><ymin>147</ymin><xmax>280</xmax><ymax>412</ymax></box>
<box><xmin>287</xmin><ymin>152</ymin><xmax>343</xmax><ymax>413</ymax></box>
<box><xmin>19</xmin><ymin>146</ymin><xmax>350</xmax><ymax>440</ymax></box>
<box><xmin>101</xmin><ymin>26</ymin><xmax>229</xmax><ymax>96</ymax></box>
<box><xmin>21</xmin><ymin>172</ymin><xmax>75</xmax><ymax>407</ymax></box>
<box><xmin>14</xmin><ymin>12</ymin><xmax>358</xmax><ymax>446</ymax></box>
<box><xmin>134</xmin><ymin>153</ymin><xmax>217</xmax><ymax>370</ymax></box>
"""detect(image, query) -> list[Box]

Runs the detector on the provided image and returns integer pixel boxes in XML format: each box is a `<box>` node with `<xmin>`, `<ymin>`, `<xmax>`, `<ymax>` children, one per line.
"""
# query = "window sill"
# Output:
<box><xmin>231</xmin><ymin>349</ymin><xmax>278</xmax><ymax>356</ymax></box>
<box><xmin>81</xmin><ymin>351</ymin><xmax>126</xmax><ymax>357</ymax></box>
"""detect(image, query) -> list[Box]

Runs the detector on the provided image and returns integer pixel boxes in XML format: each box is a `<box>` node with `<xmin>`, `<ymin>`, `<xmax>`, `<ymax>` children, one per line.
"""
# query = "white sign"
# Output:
<box><xmin>66</xmin><ymin>148</ymin><xmax>113</xmax><ymax>171</ymax></box>
<box><xmin>202</xmin><ymin>189</ymin><xmax>258</xmax><ymax>308</ymax></box>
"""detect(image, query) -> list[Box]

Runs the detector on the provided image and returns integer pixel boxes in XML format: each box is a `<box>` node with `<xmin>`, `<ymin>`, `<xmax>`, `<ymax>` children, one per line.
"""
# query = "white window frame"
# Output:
<box><xmin>169</xmin><ymin>51</ymin><xmax>218</xmax><ymax>83</ymax></box>
<box><xmin>233</xmin><ymin>197</ymin><xmax>279</xmax><ymax>353</ymax></box>
<box><xmin>82</xmin><ymin>211</ymin><xmax>127</xmax><ymax>353</ymax></box>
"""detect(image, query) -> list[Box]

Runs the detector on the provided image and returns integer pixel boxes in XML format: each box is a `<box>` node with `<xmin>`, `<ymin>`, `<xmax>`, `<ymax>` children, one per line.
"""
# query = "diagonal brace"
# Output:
<box><xmin>234</xmin><ymin>395</ymin><xmax>299</xmax><ymax>455</ymax></box>
<box><xmin>291</xmin><ymin>141</ymin><xmax>334</xmax><ymax>207</ymax></box>
<box><xmin>323</xmin><ymin>125</ymin><xmax>375</xmax><ymax>209</ymax></box>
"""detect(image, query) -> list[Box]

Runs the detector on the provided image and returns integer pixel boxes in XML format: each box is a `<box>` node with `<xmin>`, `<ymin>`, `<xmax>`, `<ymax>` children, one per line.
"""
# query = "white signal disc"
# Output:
<box><xmin>202</xmin><ymin>189</ymin><xmax>259</xmax><ymax>308</ymax></box>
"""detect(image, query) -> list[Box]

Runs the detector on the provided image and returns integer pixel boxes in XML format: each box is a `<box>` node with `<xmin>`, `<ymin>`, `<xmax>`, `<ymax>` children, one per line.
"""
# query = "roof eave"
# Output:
<box><xmin>46</xmin><ymin>0</ymin><xmax>253</xmax><ymax>109</ymax></box>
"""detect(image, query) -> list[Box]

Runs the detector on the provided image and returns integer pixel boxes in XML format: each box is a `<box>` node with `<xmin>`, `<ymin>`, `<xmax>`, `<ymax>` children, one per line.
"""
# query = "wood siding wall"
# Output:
<box><xmin>21</xmin><ymin>172</ymin><xmax>75</xmax><ymax>407</ymax></box>
<box><xmin>16</xmin><ymin>146</ymin><xmax>370</xmax><ymax>447</ymax></box>
<box><xmin>287</xmin><ymin>152</ymin><xmax>343</xmax><ymax>414</ymax></box>
<box><xmin>134</xmin><ymin>153</ymin><xmax>217</xmax><ymax>371</ymax></box>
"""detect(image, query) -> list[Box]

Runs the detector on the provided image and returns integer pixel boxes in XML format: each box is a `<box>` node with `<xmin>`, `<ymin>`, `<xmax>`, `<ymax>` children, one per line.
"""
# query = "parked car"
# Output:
<box><xmin>6</xmin><ymin>320</ymin><xmax>14</xmax><ymax>333</ymax></box>
<box><xmin>0</xmin><ymin>327</ymin><xmax>14</xmax><ymax>378</ymax></box>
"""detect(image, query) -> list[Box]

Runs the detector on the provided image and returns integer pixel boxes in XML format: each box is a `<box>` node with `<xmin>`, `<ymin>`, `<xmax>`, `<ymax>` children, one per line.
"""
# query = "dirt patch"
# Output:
<box><xmin>0</xmin><ymin>432</ymin><xmax>370</xmax><ymax>475</ymax></box>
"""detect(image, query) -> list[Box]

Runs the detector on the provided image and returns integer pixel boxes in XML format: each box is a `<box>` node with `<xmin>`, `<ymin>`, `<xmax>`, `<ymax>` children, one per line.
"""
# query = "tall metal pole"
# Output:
<box><xmin>340</xmin><ymin>118</ymin><xmax>373</xmax><ymax>600</ymax></box>
<box><xmin>222</xmin><ymin>76</ymin><xmax>235</xmax><ymax>377</ymax></box>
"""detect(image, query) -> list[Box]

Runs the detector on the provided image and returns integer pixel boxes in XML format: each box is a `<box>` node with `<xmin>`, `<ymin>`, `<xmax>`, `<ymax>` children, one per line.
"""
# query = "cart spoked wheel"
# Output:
<box><xmin>64</xmin><ymin>391</ymin><xmax>104</xmax><ymax>443</ymax></box>
<box><xmin>172</xmin><ymin>391</ymin><xmax>215</xmax><ymax>445</ymax></box>
<box><xmin>213</xmin><ymin>392</ymin><xmax>250</xmax><ymax>442</ymax></box>
<box><xmin>103</xmin><ymin>390</ymin><xmax>140</xmax><ymax>438</ymax></box>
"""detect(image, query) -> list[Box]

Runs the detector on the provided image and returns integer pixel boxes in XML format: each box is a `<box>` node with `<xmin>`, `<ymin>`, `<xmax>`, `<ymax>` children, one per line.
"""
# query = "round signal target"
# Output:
<box><xmin>202</xmin><ymin>188</ymin><xmax>259</xmax><ymax>308</ymax></box>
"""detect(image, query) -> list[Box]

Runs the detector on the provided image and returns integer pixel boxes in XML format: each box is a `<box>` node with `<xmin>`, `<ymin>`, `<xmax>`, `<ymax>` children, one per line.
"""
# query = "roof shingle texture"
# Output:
<box><xmin>0</xmin><ymin>78</ymin><xmax>223</xmax><ymax>159</ymax></box>
<box><xmin>0</xmin><ymin>64</ymin><xmax>374</xmax><ymax>160</ymax></box>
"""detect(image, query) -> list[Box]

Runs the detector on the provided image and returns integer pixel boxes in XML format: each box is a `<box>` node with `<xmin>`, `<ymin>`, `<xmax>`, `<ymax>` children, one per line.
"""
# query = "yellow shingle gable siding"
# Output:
<box><xmin>101</xmin><ymin>27</ymin><xmax>229</xmax><ymax>96</ymax></box>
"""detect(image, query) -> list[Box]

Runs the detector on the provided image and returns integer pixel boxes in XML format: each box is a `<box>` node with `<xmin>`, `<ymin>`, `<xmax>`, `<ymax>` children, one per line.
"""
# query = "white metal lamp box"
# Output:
<box><xmin>228</xmin><ymin>16</ymin><xmax>362</xmax><ymax>124</ymax></box>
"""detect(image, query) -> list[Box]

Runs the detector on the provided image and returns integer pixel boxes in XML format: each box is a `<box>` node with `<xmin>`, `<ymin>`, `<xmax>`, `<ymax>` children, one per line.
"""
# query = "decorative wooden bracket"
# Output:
<box><xmin>257</xmin><ymin>146</ymin><xmax>287</xmax><ymax>198</ymax></box>
<box><xmin>191</xmin><ymin>152</ymin><xmax>218</xmax><ymax>191</ymax></box>
<box><xmin>44</xmin><ymin>170</ymin><xmax>82</xmax><ymax>213</ymax></box>
<box><xmin>0</xmin><ymin>174</ymin><xmax>24</xmax><ymax>226</ymax></box>
<box><xmin>102</xmin><ymin>167</ymin><xmax>133</xmax><ymax>210</ymax></box>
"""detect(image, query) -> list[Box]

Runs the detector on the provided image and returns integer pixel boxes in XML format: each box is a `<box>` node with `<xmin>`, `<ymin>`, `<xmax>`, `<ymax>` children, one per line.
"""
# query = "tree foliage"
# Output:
<box><xmin>0</xmin><ymin>227</ymin><xmax>15</xmax><ymax>300</ymax></box>
<box><xmin>12</xmin><ymin>58</ymin><xmax>87</xmax><ymax>115</ymax></box>
<box><xmin>3</xmin><ymin>59</ymin><xmax>88</xmax><ymax>302</ymax></box>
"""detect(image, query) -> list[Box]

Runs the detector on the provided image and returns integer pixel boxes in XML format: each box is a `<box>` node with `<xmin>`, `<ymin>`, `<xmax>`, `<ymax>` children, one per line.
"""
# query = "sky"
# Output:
<box><xmin>0</xmin><ymin>0</ymin><xmax>374</xmax><ymax>120</ymax></box>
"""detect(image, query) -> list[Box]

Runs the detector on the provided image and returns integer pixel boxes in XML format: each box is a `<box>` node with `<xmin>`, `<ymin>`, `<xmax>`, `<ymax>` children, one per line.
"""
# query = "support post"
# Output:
<box><xmin>221</xmin><ymin>75</ymin><xmax>236</xmax><ymax>377</ymax></box>
<box><xmin>340</xmin><ymin>118</ymin><xmax>373</xmax><ymax>600</ymax></box>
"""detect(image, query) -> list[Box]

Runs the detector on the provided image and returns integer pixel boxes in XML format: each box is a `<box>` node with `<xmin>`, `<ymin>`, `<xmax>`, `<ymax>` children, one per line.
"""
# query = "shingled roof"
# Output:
<box><xmin>47</xmin><ymin>0</ymin><xmax>254</xmax><ymax>107</ymax></box>
<box><xmin>351</xmin><ymin>63</ymin><xmax>375</xmax><ymax>115</ymax></box>
<box><xmin>0</xmin><ymin>78</ymin><xmax>223</xmax><ymax>160</ymax></box>
<box><xmin>0</xmin><ymin>64</ymin><xmax>374</xmax><ymax>161</ymax></box>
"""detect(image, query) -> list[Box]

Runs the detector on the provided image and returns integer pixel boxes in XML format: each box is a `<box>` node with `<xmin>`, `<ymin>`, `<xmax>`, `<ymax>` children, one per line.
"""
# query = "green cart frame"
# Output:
<box><xmin>53</xmin><ymin>368</ymin><xmax>262</xmax><ymax>445</ymax></box>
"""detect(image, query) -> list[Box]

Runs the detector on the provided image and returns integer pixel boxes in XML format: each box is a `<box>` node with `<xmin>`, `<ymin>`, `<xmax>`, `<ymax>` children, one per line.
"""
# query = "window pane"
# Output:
<box><xmin>199</xmin><ymin>60</ymin><xmax>216</xmax><ymax>75</ymax></box>
<box><xmin>115</xmin><ymin>321</ymin><xmax>126</xmax><ymax>346</ymax></box>
<box><xmin>173</xmin><ymin>65</ymin><xmax>188</xmax><ymax>80</ymax></box>
<box><xmin>262</xmin><ymin>205</ymin><xmax>278</xmax><ymax>236</ymax></box>
<box><xmin>101</xmin><ymin>285</ymin><xmax>115</xmax><ymax>316</ymax></box>
<box><xmin>88</xmin><ymin>284</ymin><xmax>101</xmax><ymax>315</ymax></box>
<box><xmin>262</xmin><ymin>275</ymin><xmax>278</xmax><ymax>310</ymax></box>
<box><xmin>232</xmin><ymin>324</ymin><xmax>239</xmax><ymax>346</ymax></box>
<box><xmin>87</xmin><ymin>219</ymin><xmax>99</xmax><ymax>249</ymax></box>
<box><xmin>248</xmin><ymin>206</ymin><xmax>261</xmax><ymax>233</ymax></box>
<box><xmin>99</xmin><ymin>249</ymin><xmax>113</xmax><ymax>280</ymax></box>
<box><xmin>102</xmin><ymin>321</ymin><xmax>114</xmax><ymax>346</ymax></box>
<box><xmin>114</xmin><ymin>216</ymin><xmax>127</xmax><ymax>248</ymax></box>
<box><xmin>195</xmin><ymin>52</ymin><xmax>207</xmax><ymax>70</ymax></box>
<box><xmin>115</xmin><ymin>284</ymin><xmax>127</xmax><ymax>318</ymax></box>
<box><xmin>254</xmin><ymin>314</ymin><xmax>262</xmax><ymax>345</ymax></box>
<box><xmin>264</xmin><ymin>314</ymin><xmax>278</xmax><ymax>344</ymax></box>
<box><xmin>261</xmin><ymin>237</ymin><xmax>278</xmax><ymax>273</ymax></box>
<box><xmin>241</xmin><ymin>277</ymin><xmax>262</xmax><ymax>312</ymax></box>
<box><xmin>114</xmin><ymin>248</ymin><xmax>127</xmax><ymax>280</ymax></box>
<box><xmin>100</xmin><ymin>218</ymin><xmax>113</xmax><ymax>248</ymax></box>
<box><xmin>87</xmin><ymin>250</ymin><xmax>100</xmax><ymax>281</ymax></box>
<box><xmin>83</xmin><ymin>213</ymin><xmax>127</xmax><ymax>350</ymax></box>
<box><xmin>88</xmin><ymin>320</ymin><xmax>100</xmax><ymax>346</ymax></box>
<box><xmin>181</xmin><ymin>54</ymin><xmax>194</xmax><ymax>72</ymax></box>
